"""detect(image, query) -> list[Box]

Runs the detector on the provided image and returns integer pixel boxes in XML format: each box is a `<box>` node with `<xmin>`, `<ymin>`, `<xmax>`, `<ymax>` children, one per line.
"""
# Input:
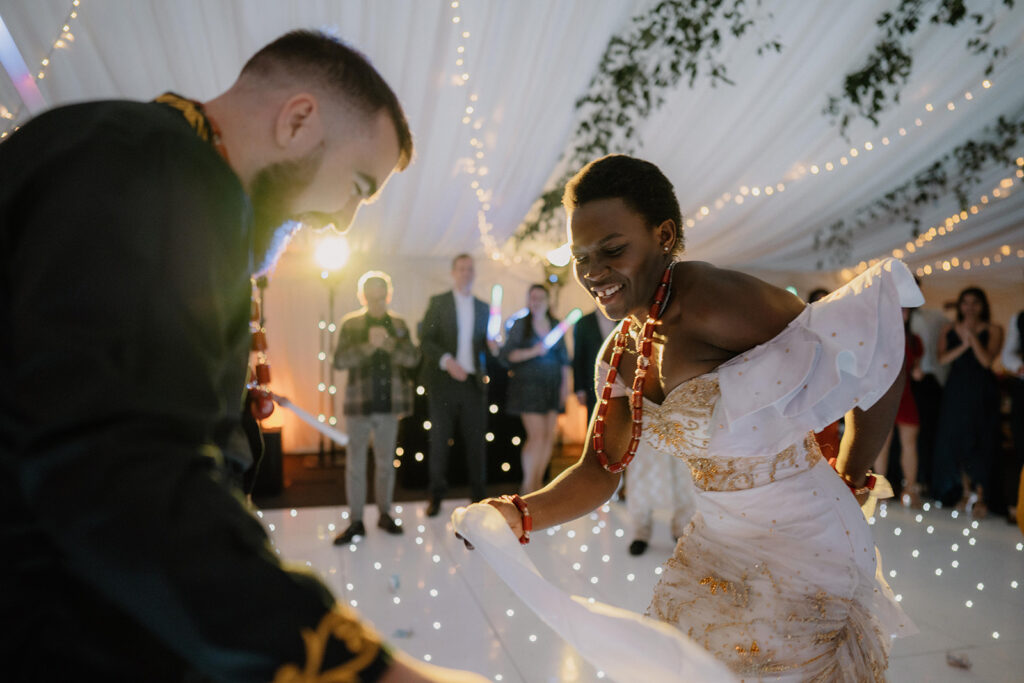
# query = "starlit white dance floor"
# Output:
<box><xmin>258</xmin><ymin>497</ymin><xmax>1024</xmax><ymax>682</ymax></box>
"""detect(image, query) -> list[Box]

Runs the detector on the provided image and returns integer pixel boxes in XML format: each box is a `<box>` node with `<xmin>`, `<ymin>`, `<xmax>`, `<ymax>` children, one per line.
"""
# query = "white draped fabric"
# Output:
<box><xmin>451</xmin><ymin>503</ymin><xmax>740</xmax><ymax>683</ymax></box>
<box><xmin>1</xmin><ymin>1</ymin><xmax>1021</xmax><ymax>450</ymax></box>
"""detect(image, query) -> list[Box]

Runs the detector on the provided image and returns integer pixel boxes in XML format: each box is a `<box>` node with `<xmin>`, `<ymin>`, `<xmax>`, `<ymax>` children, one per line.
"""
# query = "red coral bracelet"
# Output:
<box><xmin>501</xmin><ymin>494</ymin><xmax>532</xmax><ymax>545</ymax></box>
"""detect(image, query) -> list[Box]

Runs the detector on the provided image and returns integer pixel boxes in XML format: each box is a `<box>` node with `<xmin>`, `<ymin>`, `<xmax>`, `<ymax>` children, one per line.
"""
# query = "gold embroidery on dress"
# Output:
<box><xmin>272</xmin><ymin>606</ymin><xmax>383</xmax><ymax>683</ymax></box>
<box><xmin>644</xmin><ymin>376</ymin><xmax>822</xmax><ymax>491</ymax></box>
<box><xmin>648</xmin><ymin>517</ymin><xmax>889</xmax><ymax>681</ymax></box>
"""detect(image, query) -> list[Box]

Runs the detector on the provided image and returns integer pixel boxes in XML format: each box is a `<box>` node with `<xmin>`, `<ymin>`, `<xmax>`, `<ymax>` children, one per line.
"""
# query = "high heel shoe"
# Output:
<box><xmin>901</xmin><ymin>483</ymin><xmax>923</xmax><ymax>509</ymax></box>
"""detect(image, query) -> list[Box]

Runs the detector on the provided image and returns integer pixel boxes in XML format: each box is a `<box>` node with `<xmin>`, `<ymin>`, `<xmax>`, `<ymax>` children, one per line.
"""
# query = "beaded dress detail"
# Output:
<box><xmin>598</xmin><ymin>259</ymin><xmax>921</xmax><ymax>681</ymax></box>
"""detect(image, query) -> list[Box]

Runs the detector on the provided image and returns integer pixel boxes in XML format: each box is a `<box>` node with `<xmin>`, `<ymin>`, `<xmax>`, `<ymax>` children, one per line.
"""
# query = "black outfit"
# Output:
<box><xmin>1008</xmin><ymin>312</ymin><xmax>1024</xmax><ymax>507</ymax></box>
<box><xmin>931</xmin><ymin>328</ymin><xmax>1000</xmax><ymax>504</ymax></box>
<box><xmin>909</xmin><ymin>373</ymin><xmax>943</xmax><ymax>489</ymax></box>
<box><xmin>419</xmin><ymin>290</ymin><xmax>490</xmax><ymax>502</ymax></box>
<box><xmin>501</xmin><ymin>314</ymin><xmax>570</xmax><ymax>414</ymax></box>
<box><xmin>572</xmin><ymin>310</ymin><xmax>609</xmax><ymax>417</ymax></box>
<box><xmin>0</xmin><ymin>98</ymin><xmax>389</xmax><ymax>681</ymax></box>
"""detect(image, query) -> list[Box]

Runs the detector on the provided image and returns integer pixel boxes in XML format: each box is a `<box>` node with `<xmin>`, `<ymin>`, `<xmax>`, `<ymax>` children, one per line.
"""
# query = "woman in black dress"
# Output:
<box><xmin>932</xmin><ymin>287</ymin><xmax>1004</xmax><ymax>516</ymax></box>
<box><xmin>501</xmin><ymin>284</ymin><xmax>570</xmax><ymax>493</ymax></box>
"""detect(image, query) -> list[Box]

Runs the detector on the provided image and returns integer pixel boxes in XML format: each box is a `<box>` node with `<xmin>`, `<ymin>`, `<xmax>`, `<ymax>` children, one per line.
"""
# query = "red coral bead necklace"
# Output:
<box><xmin>591</xmin><ymin>260</ymin><xmax>674</xmax><ymax>473</ymax></box>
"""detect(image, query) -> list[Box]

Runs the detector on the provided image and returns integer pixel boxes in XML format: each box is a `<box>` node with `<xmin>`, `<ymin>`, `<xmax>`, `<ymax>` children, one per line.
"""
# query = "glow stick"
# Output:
<box><xmin>271</xmin><ymin>393</ymin><xmax>349</xmax><ymax>446</ymax></box>
<box><xmin>504</xmin><ymin>307</ymin><xmax>529</xmax><ymax>330</ymax></box>
<box><xmin>487</xmin><ymin>284</ymin><xmax>503</xmax><ymax>340</ymax></box>
<box><xmin>542</xmin><ymin>307</ymin><xmax>583</xmax><ymax>350</ymax></box>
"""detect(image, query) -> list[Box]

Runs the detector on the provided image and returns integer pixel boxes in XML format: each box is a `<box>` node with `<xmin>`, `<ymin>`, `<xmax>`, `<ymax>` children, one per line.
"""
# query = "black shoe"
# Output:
<box><xmin>332</xmin><ymin>520</ymin><xmax>365</xmax><ymax>545</ymax></box>
<box><xmin>378</xmin><ymin>512</ymin><xmax>404</xmax><ymax>535</ymax></box>
<box><xmin>426</xmin><ymin>498</ymin><xmax>442</xmax><ymax>517</ymax></box>
<box><xmin>629</xmin><ymin>539</ymin><xmax>648</xmax><ymax>556</ymax></box>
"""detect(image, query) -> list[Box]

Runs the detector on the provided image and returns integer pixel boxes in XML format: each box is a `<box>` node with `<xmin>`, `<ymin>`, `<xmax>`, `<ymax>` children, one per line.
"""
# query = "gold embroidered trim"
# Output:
<box><xmin>644</xmin><ymin>375</ymin><xmax>823</xmax><ymax>491</ymax></box>
<box><xmin>272</xmin><ymin>606</ymin><xmax>383</xmax><ymax>683</ymax></box>
<box><xmin>154</xmin><ymin>92</ymin><xmax>212</xmax><ymax>141</ymax></box>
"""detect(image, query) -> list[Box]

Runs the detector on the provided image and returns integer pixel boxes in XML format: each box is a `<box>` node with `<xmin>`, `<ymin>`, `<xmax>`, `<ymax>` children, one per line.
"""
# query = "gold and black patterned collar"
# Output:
<box><xmin>154</xmin><ymin>91</ymin><xmax>228</xmax><ymax>161</ymax></box>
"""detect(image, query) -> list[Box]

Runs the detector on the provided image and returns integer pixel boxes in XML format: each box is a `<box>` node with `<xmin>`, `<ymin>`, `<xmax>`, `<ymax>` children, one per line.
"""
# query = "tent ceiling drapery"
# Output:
<box><xmin>2</xmin><ymin>1</ymin><xmax>1022</xmax><ymax>452</ymax></box>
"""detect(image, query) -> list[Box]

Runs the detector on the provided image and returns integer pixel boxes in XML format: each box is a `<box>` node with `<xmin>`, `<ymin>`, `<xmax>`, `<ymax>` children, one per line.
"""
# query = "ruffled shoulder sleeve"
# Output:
<box><xmin>708</xmin><ymin>258</ymin><xmax>924</xmax><ymax>457</ymax></box>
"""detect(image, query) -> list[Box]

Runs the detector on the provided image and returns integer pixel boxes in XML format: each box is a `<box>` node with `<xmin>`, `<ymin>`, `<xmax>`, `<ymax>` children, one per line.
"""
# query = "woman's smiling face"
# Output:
<box><xmin>568</xmin><ymin>197</ymin><xmax>673</xmax><ymax>320</ymax></box>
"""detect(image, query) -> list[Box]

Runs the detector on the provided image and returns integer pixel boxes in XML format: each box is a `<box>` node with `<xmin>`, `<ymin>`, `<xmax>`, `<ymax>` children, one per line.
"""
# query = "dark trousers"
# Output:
<box><xmin>427</xmin><ymin>374</ymin><xmax>488</xmax><ymax>501</ymax></box>
<box><xmin>910</xmin><ymin>374</ymin><xmax>943</xmax><ymax>489</ymax></box>
<box><xmin>1009</xmin><ymin>378</ymin><xmax>1024</xmax><ymax>505</ymax></box>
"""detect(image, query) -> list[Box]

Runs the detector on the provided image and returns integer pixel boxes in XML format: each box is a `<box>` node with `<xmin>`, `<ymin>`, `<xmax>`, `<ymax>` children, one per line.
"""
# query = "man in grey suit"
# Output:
<box><xmin>419</xmin><ymin>253</ymin><xmax>494</xmax><ymax>516</ymax></box>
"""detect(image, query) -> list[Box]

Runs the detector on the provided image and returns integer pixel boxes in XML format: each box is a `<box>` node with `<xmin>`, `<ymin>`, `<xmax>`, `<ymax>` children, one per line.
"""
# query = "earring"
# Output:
<box><xmin>663</xmin><ymin>246</ymin><xmax>670</xmax><ymax>253</ymax></box>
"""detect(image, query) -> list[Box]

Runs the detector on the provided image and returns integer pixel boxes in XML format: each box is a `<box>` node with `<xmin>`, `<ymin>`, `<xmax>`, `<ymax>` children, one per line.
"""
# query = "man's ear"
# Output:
<box><xmin>273</xmin><ymin>93</ymin><xmax>323</xmax><ymax>153</ymax></box>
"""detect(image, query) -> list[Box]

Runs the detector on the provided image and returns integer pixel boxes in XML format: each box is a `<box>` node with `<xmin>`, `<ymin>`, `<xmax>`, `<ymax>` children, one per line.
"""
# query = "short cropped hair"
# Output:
<box><xmin>357</xmin><ymin>270</ymin><xmax>393</xmax><ymax>305</ymax></box>
<box><xmin>451</xmin><ymin>253</ymin><xmax>473</xmax><ymax>270</ymax></box>
<box><xmin>563</xmin><ymin>154</ymin><xmax>684</xmax><ymax>256</ymax></box>
<box><xmin>243</xmin><ymin>29</ymin><xmax>413</xmax><ymax>170</ymax></box>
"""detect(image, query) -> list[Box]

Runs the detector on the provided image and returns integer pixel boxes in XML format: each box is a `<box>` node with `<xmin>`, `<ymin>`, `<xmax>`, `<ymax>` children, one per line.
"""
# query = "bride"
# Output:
<box><xmin>476</xmin><ymin>154</ymin><xmax>918</xmax><ymax>681</ymax></box>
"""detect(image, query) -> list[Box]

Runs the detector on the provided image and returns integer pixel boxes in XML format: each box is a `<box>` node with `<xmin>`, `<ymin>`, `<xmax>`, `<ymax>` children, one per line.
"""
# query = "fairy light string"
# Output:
<box><xmin>0</xmin><ymin>0</ymin><xmax>82</xmax><ymax>140</ymax></box>
<box><xmin>683</xmin><ymin>77</ymin><xmax>1000</xmax><ymax>230</ymax></box>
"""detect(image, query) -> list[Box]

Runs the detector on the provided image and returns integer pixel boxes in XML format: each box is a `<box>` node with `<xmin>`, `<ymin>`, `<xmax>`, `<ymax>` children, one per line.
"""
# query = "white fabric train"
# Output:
<box><xmin>451</xmin><ymin>503</ymin><xmax>739</xmax><ymax>683</ymax></box>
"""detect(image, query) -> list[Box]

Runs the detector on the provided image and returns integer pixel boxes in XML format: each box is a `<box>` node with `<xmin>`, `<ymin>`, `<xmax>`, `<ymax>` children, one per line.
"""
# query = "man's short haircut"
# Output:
<box><xmin>357</xmin><ymin>270</ymin><xmax>393</xmax><ymax>305</ymax></box>
<box><xmin>451</xmin><ymin>253</ymin><xmax>473</xmax><ymax>270</ymax></box>
<box><xmin>563</xmin><ymin>154</ymin><xmax>684</xmax><ymax>255</ymax></box>
<box><xmin>243</xmin><ymin>29</ymin><xmax>413</xmax><ymax>170</ymax></box>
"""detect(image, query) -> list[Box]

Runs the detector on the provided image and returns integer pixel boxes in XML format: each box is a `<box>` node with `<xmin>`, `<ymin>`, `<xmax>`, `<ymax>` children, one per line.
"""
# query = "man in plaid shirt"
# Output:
<box><xmin>333</xmin><ymin>271</ymin><xmax>420</xmax><ymax>543</ymax></box>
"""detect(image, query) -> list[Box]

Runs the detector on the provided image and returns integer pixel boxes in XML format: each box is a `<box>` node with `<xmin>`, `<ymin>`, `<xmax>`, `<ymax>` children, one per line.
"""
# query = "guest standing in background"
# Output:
<box><xmin>932</xmin><ymin>287</ymin><xmax>1004</xmax><ymax>516</ymax></box>
<box><xmin>1001</xmin><ymin>308</ymin><xmax>1024</xmax><ymax>526</ymax></box>
<box><xmin>573</xmin><ymin>308</ymin><xmax>618</xmax><ymax>418</ymax></box>
<box><xmin>332</xmin><ymin>271</ymin><xmax>419</xmax><ymax>544</ymax></box>
<box><xmin>419</xmin><ymin>254</ymin><xmax>494</xmax><ymax>516</ymax></box>
<box><xmin>501</xmin><ymin>284</ymin><xmax>571</xmax><ymax>494</ymax></box>
<box><xmin>875</xmin><ymin>308</ymin><xmax>925</xmax><ymax>508</ymax></box>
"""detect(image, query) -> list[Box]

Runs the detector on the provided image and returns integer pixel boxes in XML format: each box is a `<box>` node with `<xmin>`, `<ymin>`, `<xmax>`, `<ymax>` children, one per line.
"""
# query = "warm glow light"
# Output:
<box><xmin>314</xmin><ymin>235</ymin><xmax>350</xmax><ymax>271</ymax></box>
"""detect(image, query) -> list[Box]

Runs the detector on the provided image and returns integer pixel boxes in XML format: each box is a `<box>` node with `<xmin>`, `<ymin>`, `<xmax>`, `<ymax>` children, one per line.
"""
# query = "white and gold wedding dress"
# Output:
<box><xmin>455</xmin><ymin>258</ymin><xmax>920</xmax><ymax>682</ymax></box>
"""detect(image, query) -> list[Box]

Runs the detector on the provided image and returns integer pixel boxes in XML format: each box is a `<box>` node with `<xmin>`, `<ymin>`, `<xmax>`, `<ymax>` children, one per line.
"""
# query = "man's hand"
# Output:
<box><xmin>444</xmin><ymin>356</ymin><xmax>469</xmax><ymax>382</ymax></box>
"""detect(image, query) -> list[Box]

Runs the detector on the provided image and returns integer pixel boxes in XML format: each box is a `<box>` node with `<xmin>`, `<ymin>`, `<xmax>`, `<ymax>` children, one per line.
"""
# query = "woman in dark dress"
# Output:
<box><xmin>501</xmin><ymin>284</ymin><xmax>570</xmax><ymax>493</ymax></box>
<box><xmin>932</xmin><ymin>287</ymin><xmax>1004</xmax><ymax>517</ymax></box>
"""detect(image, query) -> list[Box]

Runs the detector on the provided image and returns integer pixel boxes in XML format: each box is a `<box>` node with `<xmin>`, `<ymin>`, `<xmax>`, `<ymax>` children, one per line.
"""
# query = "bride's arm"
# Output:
<box><xmin>833</xmin><ymin>371</ymin><xmax>904</xmax><ymax>498</ymax></box>
<box><xmin>484</xmin><ymin>336</ymin><xmax>634</xmax><ymax>534</ymax></box>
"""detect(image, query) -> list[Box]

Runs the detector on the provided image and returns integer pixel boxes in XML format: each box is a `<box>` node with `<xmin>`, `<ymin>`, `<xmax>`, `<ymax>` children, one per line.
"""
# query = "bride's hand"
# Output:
<box><xmin>453</xmin><ymin>497</ymin><xmax>523</xmax><ymax>550</ymax></box>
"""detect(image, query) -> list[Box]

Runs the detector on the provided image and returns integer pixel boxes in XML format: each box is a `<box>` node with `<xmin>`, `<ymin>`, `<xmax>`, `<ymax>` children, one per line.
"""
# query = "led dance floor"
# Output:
<box><xmin>259</xmin><ymin>498</ymin><xmax>1024</xmax><ymax>682</ymax></box>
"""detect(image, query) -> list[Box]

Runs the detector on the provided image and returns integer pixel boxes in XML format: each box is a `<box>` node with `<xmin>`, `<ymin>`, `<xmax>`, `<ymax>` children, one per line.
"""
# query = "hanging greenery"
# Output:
<box><xmin>824</xmin><ymin>0</ymin><xmax>1016</xmax><ymax>137</ymax></box>
<box><xmin>813</xmin><ymin>110</ymin><xmax>1024</xmax><ymax>268</ymax></box>
<box><xmin>514</xmin><ymin>0</ymin><xmax>781</xmax><ymax>245</ymax></box>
